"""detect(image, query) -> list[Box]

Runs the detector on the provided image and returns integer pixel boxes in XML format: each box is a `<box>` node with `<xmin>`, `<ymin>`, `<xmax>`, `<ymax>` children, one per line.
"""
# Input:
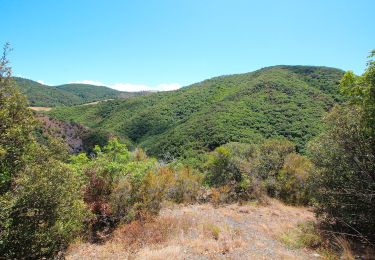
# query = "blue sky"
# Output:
<box><xmin>2</xmin><ymin>0</ymin><xmax>374</xmax><ymax>91</ymax></box>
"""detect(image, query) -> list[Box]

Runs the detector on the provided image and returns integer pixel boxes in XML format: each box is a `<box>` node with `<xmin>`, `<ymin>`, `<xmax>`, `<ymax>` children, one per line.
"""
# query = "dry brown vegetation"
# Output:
<box><xmin>28</xmin><ymin>106</ymin><xmax>52</xmax><ymax>111</ymax></box>
<box><xmin>66</xmin><ymin>199</ymin><xmax>321</xmax><ymax>259</ymax></box>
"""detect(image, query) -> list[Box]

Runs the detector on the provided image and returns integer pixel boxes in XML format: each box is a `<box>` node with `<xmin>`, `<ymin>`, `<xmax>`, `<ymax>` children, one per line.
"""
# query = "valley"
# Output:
<box><xmin>46</xmin><ymin>65</ymin><xmax>344</xmax><ymax>159</ymax></box>
<box><xmin>2</xmin><ymin>57</ymin><xmax>374</xmax><ymax>259</ymax></box>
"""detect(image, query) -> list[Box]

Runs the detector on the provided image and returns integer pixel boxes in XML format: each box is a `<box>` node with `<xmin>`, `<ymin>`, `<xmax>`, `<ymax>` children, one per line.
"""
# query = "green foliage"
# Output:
<box><xmin>205</xmin><ymin>139</ymin><xmax>312</xmax><ymax>205</ymax></box>
<box><xmin>279</xmin><ymin>221</ymin><xmax>322</xmax><ymax>249</ymax></box>
<box><xmin>0</xmin><ymin>146</ymin><xmax>87</xmax><ymax>258</ymax></box>
<box><xmin>277</xmin><ymin>153</ymin><xmax>313</xmax><ymax>205</ymax></box>
<box><xmin>340</xmin><ymin>50</ymin><xmax>375</xmax><ymax>140</ymax></box>
<box><xmin>165</xmin><ymin>167</ymin><xmax>203</xmax><ymax>204</ymax></box>
<box><xmin>0</xmin><ymin>45</ymin><xmax>88</xmax><ymax>258</ymax></box>
<box><xmin>0</xmin><ymin>65</ymin><xmax>35</xmax><ymax>193</ymax></box>
<box><xmin>71</xmin><ymin>140</ymin><xmax>157</xmax><ymax>236</ymax></box>
<box><xmin>48</xmin><ymin>66</ymin><xmax>344</xmax><ymax>159</ymax></box>
<box><xmin>205</xmin><ymin>145</ymin><xmax>254</xmax><ymax>202</ymax></box>
<box><xmin>308</xmin><ymin>52</ymin><xmax>375</xmax><ymax>241</ymax></box>
<box><xmin>71</xmin><ymin>139</ymin><xmax>203</xmax><ymax>241</ymax></box>
<box><xmin>82</xmin><ymin>129</ymin><xmax>112</xmax><ymax>153</ymax></box>
<box><xmin>251</xmin><ymin>139</ymin><xmax>296</xmax><ymax>181</ymax></box>
<box><xmin>206</xmin><ymin>146</ymin><xmax>241</xmax><ymax>186</ymax></box>
<box><xmin>240</xmin><ymin>139</ymin><xmax>296</xmax><ymax>199</ymax></box>
<box><xmin>308</xmin><ymin>105</ymin><xmax>375</xmax><ymax>239</ymax></box>
<box><xmin>13</xmin><ymin>77</ymin><xmax>146</xmax><ymax>107</ymax></box>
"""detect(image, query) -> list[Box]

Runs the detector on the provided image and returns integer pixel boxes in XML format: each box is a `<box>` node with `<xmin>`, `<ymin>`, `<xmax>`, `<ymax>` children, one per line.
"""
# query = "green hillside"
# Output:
<box><xmin>14</xmin><ymin>77</ymin><xmax>146</xmax><ymax>107</ymax></box>
<box><xmin>48</xmin><ymin>66</ymin><xmax>344</xmax><ymax>158</ymax></box>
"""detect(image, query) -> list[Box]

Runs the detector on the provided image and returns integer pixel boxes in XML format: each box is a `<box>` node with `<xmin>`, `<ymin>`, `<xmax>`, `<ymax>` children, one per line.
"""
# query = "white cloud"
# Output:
<box><xmin>110</xmin><ymin>83</ymin><xmax>152</xmax><ymax>92</ymax></box>
<box><xmin>69</xmin><ymin>80</ymin><xmax>105</xmax><ymax>86</ymax></box>
<box><xmin>69</xmin><ymin>80</ymin><xmax>182</xmax><ymax>92</ymax></box>
<box><xmin>155</xmin><ymin>83</ymin><xmax>181</xmax><ymax>91</ymax></box>
<box><xmin>37</xmin><ymin>80</ymin><xmax>49</xmax><ymax>85</ymax></box>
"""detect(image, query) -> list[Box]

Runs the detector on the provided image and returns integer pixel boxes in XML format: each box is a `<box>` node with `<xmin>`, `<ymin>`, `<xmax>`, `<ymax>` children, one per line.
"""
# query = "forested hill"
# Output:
<box><xmin>13</xmin><ymin>77</ymin><xmax>147</xmax><ymax>107</ymax></box>
<box><xmin>48</xmin><ymin>66</ymin><xmax>345</xmax><ymax>158</ymax></box>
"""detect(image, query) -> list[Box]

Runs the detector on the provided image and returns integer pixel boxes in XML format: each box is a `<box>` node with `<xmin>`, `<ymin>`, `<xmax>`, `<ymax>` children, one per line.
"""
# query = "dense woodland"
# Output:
<box><xmin>49</xmin><ymin>65</ymin><xmax>345</xmax><ymax>160</ymax></box>
<box><xmin>0</xmin><ymin>43</ymin><xmax>374</xmax><ymax>258</ymax></box>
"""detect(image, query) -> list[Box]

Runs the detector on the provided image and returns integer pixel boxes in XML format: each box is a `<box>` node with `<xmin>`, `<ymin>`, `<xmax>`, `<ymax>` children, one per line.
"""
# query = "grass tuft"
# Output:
<box><xmin>279</xmin><ymin>221</ymin><xmax>321</xmax><ymax>249</ymax></box>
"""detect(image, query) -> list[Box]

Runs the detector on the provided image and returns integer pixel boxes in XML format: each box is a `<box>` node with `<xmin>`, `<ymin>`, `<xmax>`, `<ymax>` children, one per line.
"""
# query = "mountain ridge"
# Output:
<box><xmin>47</xmin><ymin>65</ymin><xmax>345</xmax><ymax>158</ymax></box>
<box><xmin>13</xmin><ymin>77</ymin><xmax>148</xmax><ymax>107</ymax></box>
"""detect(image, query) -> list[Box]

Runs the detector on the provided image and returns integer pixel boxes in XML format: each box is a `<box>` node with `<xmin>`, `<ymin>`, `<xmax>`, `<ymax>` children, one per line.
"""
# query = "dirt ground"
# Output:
<box><xmin>66</xmin><ymin>200</ymin><xmax>321</xmax><ymax>259</ymax></box>
<box><xmin>28</xmin><ymin>106</ymin><xmax>52</xmax><ymax>111</ymax></box>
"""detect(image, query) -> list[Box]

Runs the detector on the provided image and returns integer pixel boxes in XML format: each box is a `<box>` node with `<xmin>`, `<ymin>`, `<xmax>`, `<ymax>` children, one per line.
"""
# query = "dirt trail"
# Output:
<box><xmin>66</xmin><ymin>200</ymin><xmax>319</xmax><ymax>259</ymax></box>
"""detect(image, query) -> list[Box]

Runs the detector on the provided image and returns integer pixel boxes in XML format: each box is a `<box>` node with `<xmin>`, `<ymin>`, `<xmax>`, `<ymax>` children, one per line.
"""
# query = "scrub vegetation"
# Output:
<box><xmin>1</xmin><ymin>44</ymin><xmax>374</xmax><ymax>258</ymax></box>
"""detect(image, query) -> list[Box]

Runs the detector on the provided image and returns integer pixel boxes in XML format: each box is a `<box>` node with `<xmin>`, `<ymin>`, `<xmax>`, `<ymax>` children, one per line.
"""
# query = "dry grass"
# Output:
<box><xmin>278</xmin><ymin>221</ymin><xmax>322</xmax><ymax>249</ymax></box>
<box><xmin>28</xmin><ymin>106</ymin><xmax>52</xmax><ymax>111</ymax></box>
<box><xmin>334</xmin><ymin>236</ymin><xmax>355</xmax><ymax>260</ymax></box>
<box><xmin>66</xmin><ymin>200</ymin><xmax>318</xmax><ymax>259</ymax></box>
<box><xmin>135</xmin><ymin>245</ymin><xmax>184</xmax><ymax>259</ymax></box>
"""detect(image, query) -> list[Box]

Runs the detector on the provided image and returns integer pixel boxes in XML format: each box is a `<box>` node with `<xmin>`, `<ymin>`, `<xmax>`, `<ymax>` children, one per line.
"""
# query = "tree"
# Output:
<box><xmin>340</xmin><ymin>50</ymin><xmax>375</xmax><ymax>142</ymax></box>
<box><xmin>307</xmin><ymin>50</ymin><xmax>375</xmax><ymax>240</ymax></box>
<box><xmin>308</xmin><ymin>105</ymin><xmax>375</xmax><ymax>240</ymax></box>
<box><xmin>0</xmin><ymin>145</ymin><xmax>87</xmax><ymax>258</ymax></box>
<box><xmin>0</xmin><ymin>44</ymin><xmax>87</xmax><ymax>258</ymax></box>
<box><xmin>0</xmin><ymin>43</ymin><xmax>35</xmax><ymax>194</ymax></box>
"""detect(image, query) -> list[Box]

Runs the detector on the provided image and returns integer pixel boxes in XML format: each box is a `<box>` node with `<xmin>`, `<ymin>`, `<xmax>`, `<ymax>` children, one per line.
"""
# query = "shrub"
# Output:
<box><xmin>0</xmin><ymin>146</ymin><xmax>87</xmax><ymax>259</ymax></box>
<box><xmin>277</xmin><ymin>153</ymin><xmax>313</xmax><ymax>205</ymax></box>
<box><xmin>205</xmin><ymin>145</ymin><xmax>253</xmax><ymax>202</ymax></box>
<box><xmin>70</xmin><ymin>140</ymin><xmax>161</xmax><ymax>239</ymax></box>
<box><xmin>205</xmin><ymin>146</ymin><xmax>239</xmax><ymax>187</ymax></box>
<box><xmin>71</xmin><ymin>140</ymin><xmax>203</xmax><ymax>240</ymax></box>
<box><xmin>205</xmin><ymin>139</ymin><xmax>304</xmax><ymax>203</ymax></box>
<box><xmin>249</xmin><ymin>139</ymin><xmax>295</xmax><ymax>197</ymax></box>
<box><xmin>166</xmin><ymin>167</ymin><xmax>203</xmax><ymax>203</ymax></box>
<box><xmin>308</xmin><ymin>106</ymin><xmax>375</xmax><ymax>240</ymax></box>
<box><xmin>111</xmin><ymin>165</ymin><xmax>201</xmax><ymax>222</ymax></box>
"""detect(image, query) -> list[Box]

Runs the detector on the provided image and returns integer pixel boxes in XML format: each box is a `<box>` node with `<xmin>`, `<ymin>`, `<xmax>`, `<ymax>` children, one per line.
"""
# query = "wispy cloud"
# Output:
<box><xmin>69</xmin><ymin>80</ymin><xmax>105</xmax><ymax>86</ymax></box>
<box><xmin>70</xmin><ymin>80</ymin><xmax>182</xmax><ymax>92</ymax></box>
<box><xmin>36</xmin><ymin>80</ymin><xmax>49</xmax><ymax>85</ymax></box>
<box><xmin>155</xmin><ymin>83</ymin><xmax>181</xmax><ymax>91</ymax></box>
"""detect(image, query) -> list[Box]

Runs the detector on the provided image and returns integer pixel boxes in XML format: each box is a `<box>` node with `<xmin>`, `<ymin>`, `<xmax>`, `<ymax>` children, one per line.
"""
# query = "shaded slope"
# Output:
<box><xmin>48</xmin><ymin>66</ymin><xmax>344</xmax><ymax>158</ymax></box>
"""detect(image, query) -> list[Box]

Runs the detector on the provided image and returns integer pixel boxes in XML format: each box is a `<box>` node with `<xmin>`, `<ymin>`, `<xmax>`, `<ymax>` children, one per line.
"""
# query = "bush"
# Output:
<box><xmin>71</xmin><ymin>139</ymin><xmax>204</xmax><ymax>241</ymax></box>
<box><xmin>205</xmin><ymin>146</ymin><xmax>240</xmax><ymax>187</ymax></box>
<box><xmin>308</xmin><ymin>106</ymin><xmax>375</xmax><ymax>240</ymax></box>
<box><xmin>204</xmin><ymin>139</ymin><xmax>310</xmax><ymax>204</ymax></box>
<box><xmin>166</xmin><ymin>167</ymin><xmax>203</xmax><ymax>203</ymax></box>
<box><xmin>205</xmin><ymin>145</ymin><xmax>253</xmax><ymax>202</ymax></box>
<box><xmin>70</xmin><ymin>140</ymin><xmax>160</xmax><ymax>239</ymax></box>
<box><xmin>277</xmin><ymin>153</ymin><xmax>313</xmax><ymax>205</ymax></box>
<box><xmin>0</xmin><ymin>146</ymin><xmax>87</xmax><ymax>259</ymax></box>
<box><xmin>249</xmin><ymin>139</ymin><xmax>295</xmax><ymax>197</ymax></box>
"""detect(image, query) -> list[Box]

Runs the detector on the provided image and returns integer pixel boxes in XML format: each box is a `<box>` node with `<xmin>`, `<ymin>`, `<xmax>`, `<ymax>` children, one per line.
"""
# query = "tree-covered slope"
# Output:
<box><xmin>14</xmin><ymin>77</ymin><xmax>146</xmax><ymax>107</ymax></box>
<box><xmin>48</xmin><ymin>66</ymin><xmax>344</xmax><ymax>158</ymax></box>
<box><xmin>14</xmin><ymin>77</ymin><xmax>82</xmax><ymax>106</ymax></box>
